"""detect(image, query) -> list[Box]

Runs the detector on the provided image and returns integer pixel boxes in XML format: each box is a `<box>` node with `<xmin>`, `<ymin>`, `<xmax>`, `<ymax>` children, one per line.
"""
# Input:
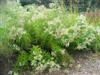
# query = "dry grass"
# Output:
<box><xmin>84</xmin><ymin>10</ymin><xmax>100</xmax><ymax>25</ymax></box>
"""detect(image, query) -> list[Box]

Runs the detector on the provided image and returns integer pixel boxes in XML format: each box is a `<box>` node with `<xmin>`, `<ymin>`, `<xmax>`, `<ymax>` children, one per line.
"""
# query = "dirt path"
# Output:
<box><xmin>68</xmin><ymin>59</ymin><xmax>100</xmax><ymax>75</ymax></box>
<box><xmin>68</xmin><ymin>52</ymin><xmax>100</xmax><ymax>75</ymax></box>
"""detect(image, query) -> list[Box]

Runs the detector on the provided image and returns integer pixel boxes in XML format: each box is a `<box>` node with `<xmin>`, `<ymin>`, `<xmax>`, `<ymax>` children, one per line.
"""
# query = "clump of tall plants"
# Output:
<box><xmin>0</xmin><ymin>2</ymin><xmax>100</xmax><ymax>75</ymax></box>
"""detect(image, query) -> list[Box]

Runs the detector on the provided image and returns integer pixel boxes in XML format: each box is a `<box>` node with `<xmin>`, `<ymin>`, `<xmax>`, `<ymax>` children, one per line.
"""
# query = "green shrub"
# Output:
<box><xmin>14</xmin><ymin>45</ymin><xmax>60</xmax><ymax>74</ymax></box>
<box><xmin>0</xmin><ymin>3</ymin><xmax>100</xmax><ymax>74</ymax></box>
<box><xmin>51</xmin><ymin>15</ymin><xmax>97</xmax><ymax>50</ymax></box>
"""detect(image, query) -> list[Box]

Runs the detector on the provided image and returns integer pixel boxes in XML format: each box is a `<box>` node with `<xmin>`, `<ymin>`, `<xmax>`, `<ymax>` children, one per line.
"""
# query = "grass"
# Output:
<box><xmin>85</xmin><ymin>10</ymin><xmax>100</xmax><ymax>25</ymax></box>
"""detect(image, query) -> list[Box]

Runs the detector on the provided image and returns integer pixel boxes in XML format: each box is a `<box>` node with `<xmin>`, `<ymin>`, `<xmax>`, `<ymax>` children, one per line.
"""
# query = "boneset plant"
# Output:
<box><xmin>0</xmin><ymin>3</ymin><xmax>100</xmax><ymax>75</ymax></box>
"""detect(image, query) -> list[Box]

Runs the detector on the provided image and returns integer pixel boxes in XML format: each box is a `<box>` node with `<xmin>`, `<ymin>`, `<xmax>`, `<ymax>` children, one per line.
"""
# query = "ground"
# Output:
<box><xmin>0</xmin><ymin>52</ymin><xmax>100</xmax><ymax>75</ymax></box>
<box><xmin>68</xmin><ymin>52</ymin><xmax>100</xmax><ymax>75</ymax></box>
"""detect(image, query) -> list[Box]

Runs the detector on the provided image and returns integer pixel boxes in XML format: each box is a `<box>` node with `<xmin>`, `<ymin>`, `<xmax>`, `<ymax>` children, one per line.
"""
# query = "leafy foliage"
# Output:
<box><xmin>0</xmin><ymin>2</ymin><xmax>100</xmax><ymax>74</ymax></box>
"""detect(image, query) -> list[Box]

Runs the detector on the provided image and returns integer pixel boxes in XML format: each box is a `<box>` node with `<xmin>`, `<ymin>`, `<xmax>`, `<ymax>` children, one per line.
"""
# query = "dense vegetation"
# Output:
<box><xmin>0</xmin><ymin>1</ymin><xmax>100</xmax><ymax>75</ymax></box>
